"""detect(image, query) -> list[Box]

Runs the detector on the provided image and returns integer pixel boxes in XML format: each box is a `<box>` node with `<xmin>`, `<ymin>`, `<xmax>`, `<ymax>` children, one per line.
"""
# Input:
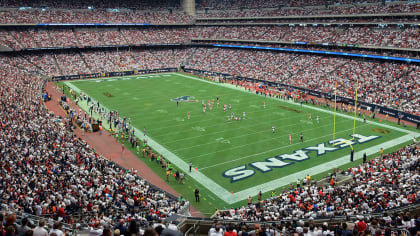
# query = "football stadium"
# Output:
<box><xmin>0</xmin><ymin>0</ymin><xmax>419</xmax><ymax>235</ymax></box>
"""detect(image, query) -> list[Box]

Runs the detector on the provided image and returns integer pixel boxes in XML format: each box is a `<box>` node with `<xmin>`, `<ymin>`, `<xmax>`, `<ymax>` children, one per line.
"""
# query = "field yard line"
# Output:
<box><xmin>197</xmin><ymin>123</ymin><xmax>368</xmax><ymax>169</ymax></box>
<box><xmin>222</xmin><ymin>133</ymin><xmax>415</xmax><ymax>204</ymax></box>
<box><xmin>159</xmin><ymin>111</ymin><xmax>317</xmax><ymax>144</ymax></box>
<box><xmin>175</xmin><ymin>117</ymin><xmax>350</xmax><ymax>154</ymax></box>
<box><xmin>176</xmin><ymin>73</ymin><xmax>413</xmax><ymax>135</ymax></box>
<box><xmin>149</xmin><ymin>106</ymin><xmax>296</xmax><ymax>134</ymax></box>
<box><xmin>140</xmin><ymin>89</ymin><xmax>308</xmax><ymax>132</ymax></box>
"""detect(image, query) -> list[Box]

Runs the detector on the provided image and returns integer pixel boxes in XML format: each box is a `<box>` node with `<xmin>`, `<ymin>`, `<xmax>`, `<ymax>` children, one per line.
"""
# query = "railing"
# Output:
<box><xmin>177</xmin><ymin>202</ymin><xmax>420</xmax><ymax>234</ymax></box>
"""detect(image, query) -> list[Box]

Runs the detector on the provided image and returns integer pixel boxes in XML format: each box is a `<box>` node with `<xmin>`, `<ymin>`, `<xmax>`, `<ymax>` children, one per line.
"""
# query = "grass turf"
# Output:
<box><xmin>63</xmin><ymin>72</ymin><xmax>416</xmax><ymax>215</ymax></box>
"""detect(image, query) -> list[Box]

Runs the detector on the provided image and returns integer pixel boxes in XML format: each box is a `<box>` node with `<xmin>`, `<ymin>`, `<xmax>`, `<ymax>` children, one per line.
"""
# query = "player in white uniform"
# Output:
<box><xmin>316</xmin><ymin>114</ymin><xmax>319</xmax><ymax>123</ymax></box>
<box><xmin>243</xmin><ymin>112</ymin><xmax>246</xmax><ymax>120</ymax></box>
<box><xmin>272</xmin><ymin>126</ymin><xmax>275</xmax><ymax>134</ymax></box>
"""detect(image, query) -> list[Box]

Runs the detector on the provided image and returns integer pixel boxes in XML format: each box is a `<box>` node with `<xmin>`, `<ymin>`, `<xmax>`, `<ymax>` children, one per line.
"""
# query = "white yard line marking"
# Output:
<box><xmin>177</xmin><ymin>117</ymin><xmax>351</xmax><ymax>156</ymax></box>
<box><xmin>197</xmin><ymin>123</ymin><xmax>369</xmax><ymax>170</ymax></box>
<box><xmin>160</xmin><ymin>111</ymin><xmax>319</xmax><ymax>144</ymax></box>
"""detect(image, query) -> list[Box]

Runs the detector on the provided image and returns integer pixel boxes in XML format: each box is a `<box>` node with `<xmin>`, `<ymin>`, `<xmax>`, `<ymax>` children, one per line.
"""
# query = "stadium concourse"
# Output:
<box><xmin>0</xmin><ymin>0</ymin><xmax>420</xmax><ymax>235</ymax></box>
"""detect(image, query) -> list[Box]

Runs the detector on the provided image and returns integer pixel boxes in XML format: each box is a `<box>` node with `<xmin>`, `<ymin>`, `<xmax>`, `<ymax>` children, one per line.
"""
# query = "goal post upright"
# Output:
<box><xmin>351</xmin><ymin>79</ymin><xmax>359</xmax><ymax>140</ymax></box>
<box><xmin>332</xmin><ymin>81</ymin><xmax>338</xmax><ymax>146</ymax></box>
<box><xmin>332</xmin><ymin>79</ymin><xmax>358</xmax><ymax>150</ymax></box>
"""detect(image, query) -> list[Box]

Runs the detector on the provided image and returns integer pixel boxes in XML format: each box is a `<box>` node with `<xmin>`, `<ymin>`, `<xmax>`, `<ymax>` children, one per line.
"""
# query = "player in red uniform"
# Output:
<box><xmin>289</xmin><ymin>134</ymin><xmax>292</xmax><ymax>144</ymax></box>
<box><xmin>187</xmin><ymin>111</ymin><xmax>190</xmax><ymax>120</ymax></box>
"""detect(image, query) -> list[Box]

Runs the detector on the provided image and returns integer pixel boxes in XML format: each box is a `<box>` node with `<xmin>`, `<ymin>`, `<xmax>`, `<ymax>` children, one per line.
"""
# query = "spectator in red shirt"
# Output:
<box><xmin>57</xmin><ymin>206</ymin><xmax>65</xmax><ymax>218</ymax></box>
<box><xmin>223</xmin><ymin>225</ymin><xmax>237</xmax><ymax>236</ymax></box>
<box><xmin>356</xmin><ymin>215</ymin><xmax>367</xmax><ymax>232</ymax></box>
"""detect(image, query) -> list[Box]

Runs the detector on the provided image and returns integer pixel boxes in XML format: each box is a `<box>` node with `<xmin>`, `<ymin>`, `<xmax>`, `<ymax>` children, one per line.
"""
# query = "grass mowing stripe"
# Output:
<box><xmin>154</xmin><ymin>110</ymin><xmax>317</xmax><ymax>141</ymax></box>
<box><xmin>195</xmin><ymin>123</ymin><xmax>370</xmax><ymax>168</ymax></box>
<box><xmin>173</xmin><ymin>116</ymin><xmax>351</xmax><ymax>153</ymax></box>
<box><xmin>144</xmin><ymin>105</ymin><xmax>294</xmax><ymax>133</ymax></box>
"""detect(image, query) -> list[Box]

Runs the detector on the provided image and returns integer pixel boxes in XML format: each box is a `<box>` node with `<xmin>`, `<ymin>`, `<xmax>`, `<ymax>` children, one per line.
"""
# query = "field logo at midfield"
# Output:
<box><xmin>171</xmin><ymin>96</ymin><xmax>198</xmax><ymax>103</ymax></box>
<box><xmin>223</xmin><ymin>134</ymin><xmax>380</xmax><ymax>183</ymax></box>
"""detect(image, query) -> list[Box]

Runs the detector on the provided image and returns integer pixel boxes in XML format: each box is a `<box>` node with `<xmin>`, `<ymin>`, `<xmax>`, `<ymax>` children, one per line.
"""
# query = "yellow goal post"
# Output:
<box><xmin>332</xmin><ymin>79</ymin><xmax>359</xmax><ymax>150</ymax></box>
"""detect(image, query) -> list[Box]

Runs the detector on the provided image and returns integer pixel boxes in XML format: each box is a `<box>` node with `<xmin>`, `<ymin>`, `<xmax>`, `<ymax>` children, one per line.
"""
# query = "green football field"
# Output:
<box><xmin>63</xmin><ymin>72</ymin><xmax>417</xmax><ymax>214</ymax></box>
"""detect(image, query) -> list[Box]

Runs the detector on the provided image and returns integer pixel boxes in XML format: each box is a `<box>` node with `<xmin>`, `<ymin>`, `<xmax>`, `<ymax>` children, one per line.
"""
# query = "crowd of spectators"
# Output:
<box><xmin>29</xmin><ymin>29</ymin><xmax>53</xmax><ymax>48</ymax></box>
<box><xmin>21</xmin><ymin>53</ymin><xmax>61</xmax><ymax>76</ymax></box>
<box><xmin>0</xmin><ymin>1</ymin><xmax>417</xmax><ymax>24</ymax></box>
<box><xmin>55</xmin><ymin>53</ymin><xmax>91</xmax><ymax>75</ymax></box>
<box><xmin>0</xmin><ymin>54</ymin><xmax>188</xmax><ymax>232</ymax></box>
<box><xmin>208</xmin><ymin>212</ymin><xmax>420</xmax><ymax>236</ymax></box>
<box><xmin>129</xmin><ymin>49</ymin><xmax>190</xmax><ymax>70</ymax></box>
<box><xmin>196</xmin><ymin>1</ymin><xmax>419</xmax><ymax>16</ymax></box>
<box><xmin>214</xmin><ymin>144</ymin><xmax>419</xmax><ymax>223</ymax></box>
<box><xmin>2</xmin><ymin>0</ymin><xmax>412</xmax><ymax>10</ymax></box>
<box><xmin>0</xmin><ymin>30</ymin><xmax>22</xmax><ymax>50</ymax></box>
<box><xmin>3</xmin><ymin>7</ymin><xmax>418</xmax><ymax>25</ymax></box>
<box><xmin>198</xmin><ymin>16</ymin><xmax>419</xmax><ymax>24</ymax></box>
<box><xmin>8</xmin><ymin>30</ymin><xmax>38</xmax><ymax>49</ymax></box>
<box><xmin>48</xmin><ymin>29</ymin><xmax>79</xmax><ymax>48</ymax></box>
<box><xmin>192</xmin><ymin>25</ymin><xmax>420</xmax><ymax>49</ymax></box>
<box><xmin>2</xmin><ymin>25</ymin><xmax>419</xmax><ymax>50</ymax></box>
<box><xmin>77</xmin><ymin>49</ymin><xmax>188</xmax><ymax>72</ymax></box>
<box><xmin>0</xmin><ymin>9</ymin><xmax>193</xmax><ymax>24</ymax></box>
<box><xmin>0</xmin><ymin>0</ymin><xmax>181</xmax><ymax>10</ymax></box>
<box><xmin>196</xmin><ymin>0</ymin><xmax>403</xmax><ymax>10</ymax></box>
